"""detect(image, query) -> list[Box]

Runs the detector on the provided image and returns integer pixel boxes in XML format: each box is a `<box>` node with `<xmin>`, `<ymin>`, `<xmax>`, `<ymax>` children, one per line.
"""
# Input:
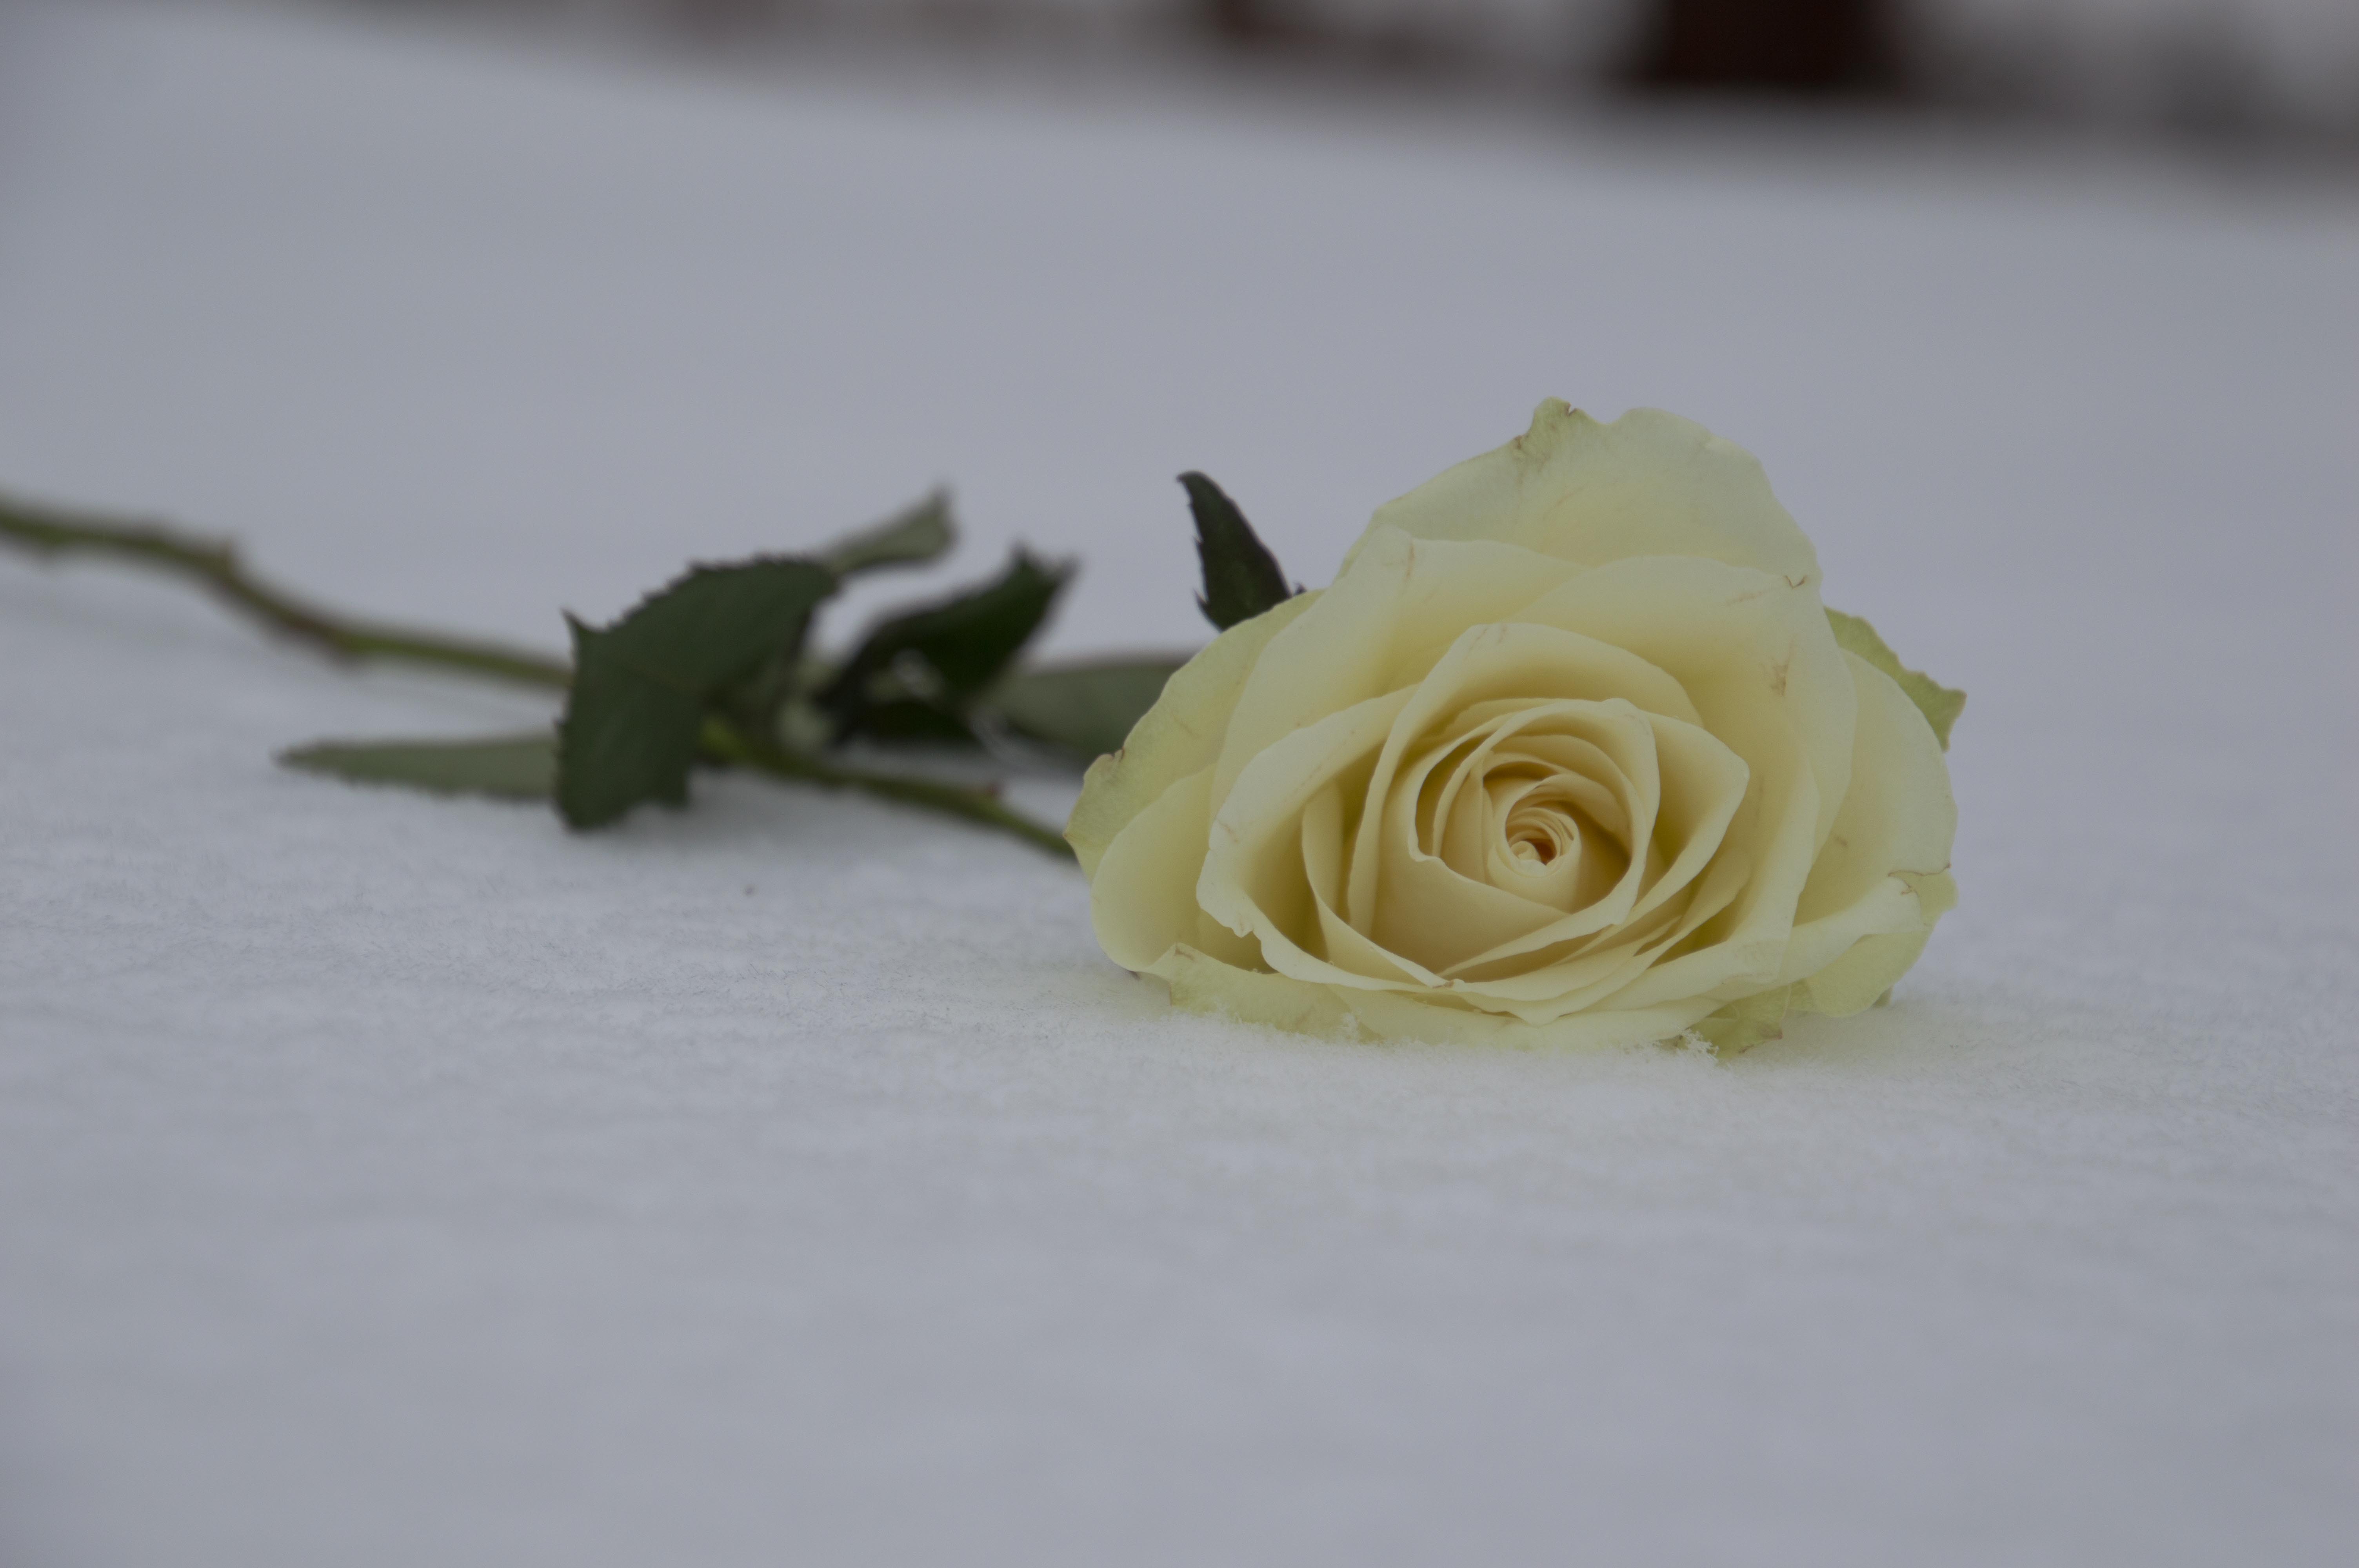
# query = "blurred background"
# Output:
<box><xmin>304</xmin><ymin>0</ymin><xmax>2359</xmax><ymax>147</ymax></box>
<box><xmin>0</xmin><ymin>0</ymin><xmax>2352</xmax><ymax>746</ymax></box>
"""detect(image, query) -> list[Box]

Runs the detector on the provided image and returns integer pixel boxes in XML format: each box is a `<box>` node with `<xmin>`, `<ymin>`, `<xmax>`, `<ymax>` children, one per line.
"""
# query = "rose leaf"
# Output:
<box><xmin>279</xmin><ymin>730</ymin><xmax>556</xmax><ymax>800</ymax></box>
<box><xmin>1181</xmin><ymin>472</ymin><xmax>1295</xmax><ymax>631</ymax></box>
<box><xmin>818</xmin><ymin>490</ymin><xmax>955</xmax><ymax>577</ymax></box>
<box><xmin>982</xmin><ymin>654</ymin><xmax>1190</xmax><ymax>760</ymax></box>
<box><xmin>818</xmin><ymin>548</ymin><xmax>1071</xmax><ymax>743</ymax></box>
<box><xmin>558</xmin><ymin>557</ymin><xmax>838</xmax><ymax>828</ymax></box>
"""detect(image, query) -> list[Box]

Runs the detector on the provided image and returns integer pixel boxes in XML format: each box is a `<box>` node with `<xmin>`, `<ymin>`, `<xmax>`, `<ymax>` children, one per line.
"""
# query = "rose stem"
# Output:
<box><xmin>1</xmin><ymin>490</ymin><xmax>1075</xmax><ymax>860</ymax></box>
<box><xmin>0</xmin><ymin>490</ymin><xmax>573</xmax><ymax>690</ymax></box>
<box><xmin>697</xmin><ymin>720</ymin><xmax>1075</xmax><ymax>860</ymax></box>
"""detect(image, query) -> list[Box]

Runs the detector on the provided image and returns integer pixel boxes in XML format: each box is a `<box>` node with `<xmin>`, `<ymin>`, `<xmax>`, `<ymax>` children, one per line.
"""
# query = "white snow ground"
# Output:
<box><xmin>0</xmin><ymin>4</ymin><xmax>2354</xmax><ymax>1565</ymax></box>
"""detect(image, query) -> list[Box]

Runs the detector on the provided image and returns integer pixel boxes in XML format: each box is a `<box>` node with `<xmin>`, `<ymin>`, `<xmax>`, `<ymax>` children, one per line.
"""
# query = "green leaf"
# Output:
<box><xmin>690</xmin><ymin>496</ymin><xmax>955</xmax><ymax>736</ymax></box>
<box><xmin>1181</xmin><ymin>471</ymin><xmax>1293</xmax><ymax>631</ymax></box>
<box><xmin>984</xmin><ymin>655</ymin><xmax>1188</xmax><ymax>760</ymax></box>
<box><xmin>585</xmin><ymin>557</ymin><xmax>840</xmax><ymax>691</ymax></box>
<box><xmin>1826</xmin><ymin>608</ymin><xmax>1966</xmax><ymax>750</ymax></box>
<box><xmin>840</xmin><ymin>699</ymin><xmax>981</xmax><ymax>746</ymax></box>
<box><xmin>558</xmin><ymin>557</ymin><xmax>837</xmax><ymax>828</ymax></box>
<box><xmin>558</xmin><ymin>621</ymin><xmax>704</xmax><ymax>826</ymax></box>
<box><xmin>819</xmin><ymin>548</ymin><xmax>1070</xmax><ymax>742</ymax></box>
<box><xmin>820</xmin><ymin>490</ymin><xmax>955</xmax><ymax>577</ymax></box>
<box><xmin>280</xmin><ymin>731</ymin><xmax>556</xmax><ymax>800</ymax></box>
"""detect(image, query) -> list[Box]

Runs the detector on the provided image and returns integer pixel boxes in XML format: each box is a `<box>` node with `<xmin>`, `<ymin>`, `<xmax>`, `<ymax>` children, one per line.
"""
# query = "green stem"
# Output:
<box><xmin>0</xmin><ymin>491</ymin><xmax>572</xmax><ymax>690</ymax></box>
<box><xmin>700</xmin><ymin>719</ymin><xmax>1074</xmax><ymax>861</ymax></box>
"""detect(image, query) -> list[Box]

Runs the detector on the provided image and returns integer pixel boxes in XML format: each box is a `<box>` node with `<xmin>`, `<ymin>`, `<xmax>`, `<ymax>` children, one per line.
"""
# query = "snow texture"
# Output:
<box><xmin>1</xmin><ymin>4</ymin><xmax>2354</xmax><ymax>1564</ymax></box>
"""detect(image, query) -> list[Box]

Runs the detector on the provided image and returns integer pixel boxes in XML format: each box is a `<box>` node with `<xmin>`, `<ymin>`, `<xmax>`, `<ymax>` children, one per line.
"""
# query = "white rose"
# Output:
<box><xmin>1069</xmin><ymin>401</ymin><xmax>1961</xmax><ymax>1053</ymax></box>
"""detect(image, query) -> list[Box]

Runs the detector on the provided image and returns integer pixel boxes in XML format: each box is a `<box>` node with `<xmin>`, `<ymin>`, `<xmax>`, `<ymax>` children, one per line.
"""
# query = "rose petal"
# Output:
<box><xmin>1302</xmin><ymin>786</ymin><xmax>1441</xmax><ymax>986</ymax></box>
<box><xmin>1152</xmin><ymin>943</ymin><xmax>1721</xmax><ymax>1050</ymax></box>
<box><xmin>1802</xmin><ymin>872</ymin><xmax>1959</xmax><ymax>1016</ymax></box>
<box><xmin>1149</xmin><ymin>944</ymin><xmax>1358</xmax><ymax>1038</ymax></box>
<box><xmin>1442</xmin><ymin>710</ymin><xmax>1750</xmax><ymax>977</ymax></box>
<box><xmin>1198</xmin><ymin>688</ymin><xmax>1429</xmax><ymax>995</ymax></box>
<box><xmin>1621</xmin><ymin>711</ymin><xmax>1752</xmax><ymax>927</ymax></box>
<box><xmin>1085</xmin><ymin>761</ymin><xmax>1265</xmax><ymax>975</ymax></box>
<box><xmin>1774</xmin><ymin>652</ymin><xmax>1960</xmax><ymax>1002</ymax></box>
<box><xmin>1349</xmin><ymin>401</ymin><xmax>1821</xmax><ymax>588</ymax></box>
<box><xmin>1088</xmin><ymin>762</ymin><xmax>1216</xmax><ymax>971</ymax></box>
<box><xmin>1370</xmin><ymin>700</ymin><xmax>1661</xmax><ymax>969</ymax></box>
<box><xmin>1066</xmin><ymin>591</ymin><xmax>1317</xmax><ymax>878</ymax></box>
<box><xmin>1430</xmin><ymin>864</ymin><xmax>1756</xmax><ymax>1026</ymax></box>
<box><xmin>1339</xmin><ymin>617</ymin><xmax>1705</xmax><ymax>931</ymax></box>
<box><xmin>1510</xmin><ymin>557</ymin><xmax>1852</xmax><ymax>1009</ymax></box>
<box><xmin>1514</xmin><ymin>555</ymin><xmax>1854</xmax><ymax>850</ymax></box>
<box><xmin>1209</xmin><ymin>530</ymin><xmax>1582</xmax><ymax>816</ymax></box>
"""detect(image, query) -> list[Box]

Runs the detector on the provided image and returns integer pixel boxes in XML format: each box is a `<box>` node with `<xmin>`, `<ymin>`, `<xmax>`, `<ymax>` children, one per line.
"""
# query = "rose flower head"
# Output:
<box><xmin>1069</xmin><ymin>401</ymin><xmax>1962</xmax><ymax>1053</ymax></box>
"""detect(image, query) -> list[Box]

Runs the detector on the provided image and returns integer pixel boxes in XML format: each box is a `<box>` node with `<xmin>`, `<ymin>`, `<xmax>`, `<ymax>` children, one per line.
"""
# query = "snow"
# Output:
<box><xmin>1</xmin><ymin>4</ymin><xmax>2354</xmax><ymax>1564</ymax></box>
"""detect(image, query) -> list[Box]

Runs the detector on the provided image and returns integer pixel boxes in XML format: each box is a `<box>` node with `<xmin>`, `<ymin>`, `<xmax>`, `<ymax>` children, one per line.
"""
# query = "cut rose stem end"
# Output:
<box><xmin>0</xmin><ymin>491</ymin><xmax>572</xmax><ymax>690</ymax></box>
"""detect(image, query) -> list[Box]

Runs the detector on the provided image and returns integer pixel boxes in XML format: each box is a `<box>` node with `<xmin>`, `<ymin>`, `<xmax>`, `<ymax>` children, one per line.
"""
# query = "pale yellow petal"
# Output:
<box><xmin>1446</xmin><ymin>708</ymin><xmax>1750</xmax><ymax>984</ymax></box>
<box><xmin>1087</xmin><ymin>763</ymin><xmax>1219</xmax><ymax>973</ymax></box>
<box><xmin>1209</xmin><ymin>528</ymin><xmax>1581</xmax><ymax>814</ymax></box>
<box><xmin>1151</xmin><ymin>945</ymin><xmax>1357</xmax><ymax>1038</ymax></box>
<box><xmin>1597</xmin><ymin>743</ymin><xmax>1817</xmax><ymax>1010</ymax></box>
<box><xmin>1514</xmin><ymin>555</ymin><xmax>1854</xmax><ymax>850</ymax></box>
<box><xmin>1339</xmin><ymin>618</ymin><xmax>1704</xmax><ymax>931</ymax></box>
<box><xmin>1801</xmin><ymin>871</ymin><xmax>1957</xmax><ymax>1016</ymax></box>
<box><xmin>1303</xmin><ymin>788</ymin><xmax>1441</xmax><ymax>985</ymax></box>
<box><xmin>1341</xmin><ymin>985</ymin><xmax>1718</xmax><ymax>1051</ymax></box>
<box><xmin>1198</xmin><ymin>688</ymin><xmax>1426</xmax><ymax>993</ymax></box>
<box><xmin>1368</xmin><ymin>721</ymin><xmax>1585</xmax><ymax>967</ymax></box>
<box><xmin>1373</xmin><ymin>701</ymin><xmax>1663</xmax><ymax>968</ymax></box>
<box><xmin>1621</xmin><ymin>711</ymin><xmax>1751</xmax><ymax>926</ymax></box>
<box><xmin>1777</xmin><ymin>653</ymin><xmax>1960</xmax><ymax>989</ymax></box>
<box><xmin>1436</xmin><ymin>857</ymin><xmax>1751</xmax><ymax>1024</ymax></box>
<box><xmin>1066</xmin><ymin>592</ymin><xmax>1317</xmax><ymax>878</ymax></box>
<box><xmin>1512</xmin><ymin>557</ymin><xmax>1849</xmax><ymax>1009</ymax></box>
<box><xmin>1153</xmin><ymin>944</ymin><xmax>1718</xmax><ymax>1051</ymax></box>
<box><xmin>1352</xmin><ymin>401</ymin><xmax>1821</xmax><ymax>586</ymax></box>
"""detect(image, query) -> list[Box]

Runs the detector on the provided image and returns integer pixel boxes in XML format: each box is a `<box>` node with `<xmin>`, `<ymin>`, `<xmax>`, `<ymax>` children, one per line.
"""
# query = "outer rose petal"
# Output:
<box><xmin>1089</xmin><ymin>764</ymin><xmax>1218</xmax><ymax>972</ymax></box>
<box><xmin>1350</xmin><ymin>401</ymin><xmax>1822</xmax><ymax>588</ymax></box>
<box><xmin>1803</xmin><ymin>871</ymin><xmax>1957</xmax><ymax>1016</ymax></box>
<box><xmin>1776</xmin><ymin>653</ymin><xmax>1960</xmax><ymax>993</ymax></box>
<box><xmin>1066</xmin><ymin>592</ymin><xmax>1317</xmax><ymax>879</ymax></box>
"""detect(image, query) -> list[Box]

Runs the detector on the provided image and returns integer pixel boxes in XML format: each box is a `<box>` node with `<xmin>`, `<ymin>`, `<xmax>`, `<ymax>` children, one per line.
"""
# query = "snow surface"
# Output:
<box><xmin>1</xmin><ymin>4</ymin><xmax>2355</xmax><ymax>1565</ymax></box>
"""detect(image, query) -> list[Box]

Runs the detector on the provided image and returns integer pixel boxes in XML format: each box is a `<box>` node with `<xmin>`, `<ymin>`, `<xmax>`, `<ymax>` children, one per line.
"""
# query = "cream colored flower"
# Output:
<box><xmin>1069</xmin><ymin>401</ymin><xmax>1961</xmax><ymax>1053</ymax></box>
